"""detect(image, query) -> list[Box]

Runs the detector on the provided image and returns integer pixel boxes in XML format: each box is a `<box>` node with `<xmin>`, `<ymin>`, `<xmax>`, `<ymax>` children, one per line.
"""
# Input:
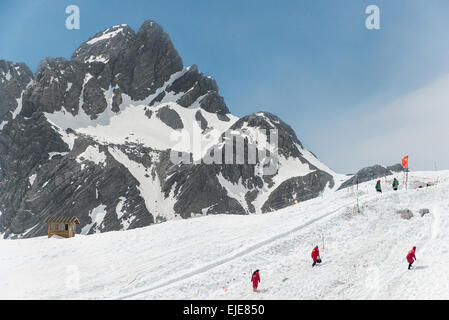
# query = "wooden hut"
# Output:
<box><xmin>45</xmin><ymin>217</ymin><xmax>80</xmax><ymax>238</ymax></box>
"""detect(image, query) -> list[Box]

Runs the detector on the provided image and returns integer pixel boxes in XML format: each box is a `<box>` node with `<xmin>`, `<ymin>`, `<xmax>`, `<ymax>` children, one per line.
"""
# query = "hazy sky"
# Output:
<box><xmin>1</xmin><ymin>0</ymin><xmax>449</xmax><ymax>173</ymax></box>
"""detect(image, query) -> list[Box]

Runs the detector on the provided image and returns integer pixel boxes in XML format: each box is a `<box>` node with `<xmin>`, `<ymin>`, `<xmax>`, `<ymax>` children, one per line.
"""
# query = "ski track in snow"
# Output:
<box><xmin>113</xmin><ymin>203</ymin><xmax>349</xmax><ymax>300</ymax></box>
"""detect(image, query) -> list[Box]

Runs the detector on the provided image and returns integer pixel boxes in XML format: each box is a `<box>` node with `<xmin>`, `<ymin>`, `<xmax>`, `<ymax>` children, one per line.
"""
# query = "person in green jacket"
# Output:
<box><xmin>375</xmin><ymin>180</ymin><xmax>382</xmax><ymax>193</ymax></box>
<box><xmin>392</xmin><ymin>178</ymin><xmax>399</xmax><ymax>191</ymax></box>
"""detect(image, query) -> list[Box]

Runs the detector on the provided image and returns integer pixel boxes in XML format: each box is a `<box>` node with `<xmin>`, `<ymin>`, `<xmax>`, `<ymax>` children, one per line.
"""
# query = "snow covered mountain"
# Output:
<box><xmin>1</xmin><ymin>170</ymin><xmax>448</xmax><ymax>299</ymax></box>
<box><xmin>0</xmin><ymin>20</ymin><xmax>345</xmax><ymax>239</ymax></box>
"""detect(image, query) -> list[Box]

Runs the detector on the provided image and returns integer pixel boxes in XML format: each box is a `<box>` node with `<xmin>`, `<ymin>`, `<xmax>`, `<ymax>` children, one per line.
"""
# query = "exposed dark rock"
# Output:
<box><xmin>387</xmin><ymin>163</ymin><xmax>405</xmax><ymax>172</ymax></box>
<box><xmin>419</xmin><ymin>208</ymin><xmax>430</xmax><ymax>217</ymax></box>
<box><xmin>198</xmin><ymin>91</ymin><xmax>229</xmax><ymax>115</ymax></box>
<box><xmin>195</xmin><ymin>110</ymin><xmax>208</xmax><ymax>131</ymax></box>
<box><xmin>0</xmin><ymin>60</ymin><xmax>33</xmax><ymax>125</ymax></box>
<box><xmin>130</xmin><ymin>21</ymin><xmax>183</xmax><ymax>100</ymax></box>
<box><xmin>72</xmin><ymin>24</ymin><xmax>137</xmax><ymax>64</ymax></box>
<box><xmin>338</xmin><ymin>165</ymin><xmax>392</xmax><ymax>190</ymax></box>
<box><xmin>163</xmin><ymin>163</ymin><xmax>246</xmax><ymax>218</ymax></box>
<box><xmin>145</xmin><ymin>109</ymin><xmax>153</xmax><ymax>119</ymax></box>
<box><xmin>261</xmin><ymin>171</ymin><xmax>333</xmax><ymax>212</ymax></box>
<box><xmin>397</xmin><ymin>209</ymin><xmax>413</xmax><ymax>220</ymax></box>
<box><xmin>156</xmin><ymin>106</ymin><xmax>183</xmax><ymax>129</ymax></box>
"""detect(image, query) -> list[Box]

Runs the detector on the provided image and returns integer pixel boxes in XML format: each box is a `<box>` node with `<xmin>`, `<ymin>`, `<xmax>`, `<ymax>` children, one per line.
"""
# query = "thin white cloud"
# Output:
<box><xmin>323</xmin><ymin>73</ymin><xmax>449</xmax><ymax>173</ymax></box>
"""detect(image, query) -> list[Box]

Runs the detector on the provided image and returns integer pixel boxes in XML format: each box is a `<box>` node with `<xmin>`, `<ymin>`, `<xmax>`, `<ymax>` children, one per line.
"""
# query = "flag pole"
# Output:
<box><xmin>406</xmin><ymin>156</ymin><xmax>409</xmax><ymax>189</ymax></box>
<box><xmin>402</xmin><ymin>155</ymin><xmax>409</xmax><ymax>189</ymax></box>
<box><xmin>406</xmin><ymin>167</ymin><xmax>409</xmax><ymax>190</ymax></box>
<box><xmin>356</xmin><ymin>175</ymin><xmax>360</xmax><ymax>213</ymax></box>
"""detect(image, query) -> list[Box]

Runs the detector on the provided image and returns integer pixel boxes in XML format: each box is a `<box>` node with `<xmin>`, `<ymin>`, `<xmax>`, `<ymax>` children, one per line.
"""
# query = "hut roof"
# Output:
<box><xmin>45</xmin><ymin>217</ymin><xmax>80</xmax><ymax>224</ymax></box>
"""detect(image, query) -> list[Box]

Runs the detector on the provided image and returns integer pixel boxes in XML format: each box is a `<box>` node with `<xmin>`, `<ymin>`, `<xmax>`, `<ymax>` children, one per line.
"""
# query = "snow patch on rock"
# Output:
<box><xmin>76</xmin><ymin>145</ymin><xmax>107</xmax><ymax>169</ymax></box>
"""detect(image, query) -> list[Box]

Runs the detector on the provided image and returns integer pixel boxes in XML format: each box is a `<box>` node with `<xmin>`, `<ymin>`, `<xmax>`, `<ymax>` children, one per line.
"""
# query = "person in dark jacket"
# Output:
<box><xmin>251</xmin><ymin>270</ymin><xmax>260</xmax><ymax>292</ymax></box>
<box><xmin>392</xmin><ymin>178</ymin><xmax>399</xmax><ymax>191</ymax></box>
<box><xmin>375</xmin><ymin>180</ymin><xmax>382</xmax><ymax>193</ymax></box>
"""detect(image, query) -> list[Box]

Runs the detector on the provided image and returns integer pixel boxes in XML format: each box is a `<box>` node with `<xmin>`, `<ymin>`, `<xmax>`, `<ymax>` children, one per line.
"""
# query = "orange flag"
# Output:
<box><xmin>402</xmin><ymin>155</ymin><xmax>409</xmax><ymax>169</ymax></box>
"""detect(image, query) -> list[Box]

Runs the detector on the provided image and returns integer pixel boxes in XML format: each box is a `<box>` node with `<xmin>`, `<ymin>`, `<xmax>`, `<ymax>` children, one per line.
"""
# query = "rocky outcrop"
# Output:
<box><xmin>261</xmin><ymin>171</ymin><xmax>333</xmax><ymax>212</ymax></box>
<box><xmin>397</xmin><ymin>209</ymin><xmax>413</xmax><ymax>220</ymax></box>
<box><xmin>0</xmin><ymin>60</ymin><xmax>33</xmax><ymax>127</ymax></box>
<box><xmin>387</xmin><ymin>163</ymin><xmax>405</xmax><ymax>172</ymax></box>
<box><xmin>338</xmin><ymin>165</ymin><xmax>392</xmax><ymax>190</ymax></box>
<box><xmin>156</xmin><ymin>106</ymin><xmax>184</xmax><ymax>130</ymax></box>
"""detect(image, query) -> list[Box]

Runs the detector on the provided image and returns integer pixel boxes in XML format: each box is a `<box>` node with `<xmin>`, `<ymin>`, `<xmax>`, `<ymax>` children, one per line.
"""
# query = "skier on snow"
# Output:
<box><xmin>392</xmin><ymin>178</ymin><xmax>399</xmax><ymax>191</ymax></box>
<box><xmin>251</xmin><ymin>270</ymin><xmax>260</xmax><ymax>292</ymax></box>
<box><xmin>375</xmin><ymin>180</ymin><xmax>382</xmax><ymax>193</ymax></box>
<box><xmin>311</xmin><ymin>245</ymin><xmax>321</xmax><ymax>267</ymax></box>
<box><xmin>406</xmin><ymin>246</ymin><xmax>417</xmax><ymax>270</ymax></box>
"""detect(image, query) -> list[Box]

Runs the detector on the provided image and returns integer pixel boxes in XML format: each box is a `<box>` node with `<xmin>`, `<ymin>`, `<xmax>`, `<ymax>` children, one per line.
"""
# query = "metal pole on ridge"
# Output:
<box><xmin>402</xmin><ymin>155</ymin><xmax>409</xmax><ymax>189</ymax></box>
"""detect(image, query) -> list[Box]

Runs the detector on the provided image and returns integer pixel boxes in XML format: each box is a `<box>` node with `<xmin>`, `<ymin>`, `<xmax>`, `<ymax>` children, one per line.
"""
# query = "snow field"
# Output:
<box><xmin>0</xmin><ymin>171</ymin><xmax>448</xmax><ymax>299</ymax></box>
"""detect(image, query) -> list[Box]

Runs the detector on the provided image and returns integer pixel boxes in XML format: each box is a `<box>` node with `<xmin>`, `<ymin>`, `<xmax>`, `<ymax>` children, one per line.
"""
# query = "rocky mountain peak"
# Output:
<box><xmin>0</xmin><ymin>20</ymin><xmax>339</xmax><ymax>239</ymax></box>
<box><xmin>0</xmin><ymin>60</ymin><xmax>33</xmax><ymax>87</ymax></box>
<box><xmin>71</xmin><ymin>24</ymin><xmax>136</xmax><ymax>63</ymax></box>
<box><xmin>230</xmin><ymin>112</ymin><xmax>304</xmax><ymax>159</ymax></box>
<box><xmin>136</xmin><ymin>20</ymin><xmax>167</xmax><ymax>39</ymax></box>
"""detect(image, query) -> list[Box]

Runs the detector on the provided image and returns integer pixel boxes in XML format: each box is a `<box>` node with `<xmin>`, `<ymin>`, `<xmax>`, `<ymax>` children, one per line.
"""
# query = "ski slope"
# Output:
<box><xmin>1</xmin><ymin>171</ymin><xmax>449</xmax><ymax>300</ymax></box>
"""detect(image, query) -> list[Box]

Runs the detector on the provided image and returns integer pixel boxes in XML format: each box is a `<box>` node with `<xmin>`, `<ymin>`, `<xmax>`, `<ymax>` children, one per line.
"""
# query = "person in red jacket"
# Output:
<box><xmin>311</xmin><ymin>245</ymin><xmax>321</xmax><ymax>267</ymax></box>
<box><xmin>406</xmin><ymin>246</ymin><xmax>417</xmax><ymax>270</ymax></box>
<box><xmin>251</xmin><ymin>270</ymin><xmax>260</xmax><ymax>292</ymax></box>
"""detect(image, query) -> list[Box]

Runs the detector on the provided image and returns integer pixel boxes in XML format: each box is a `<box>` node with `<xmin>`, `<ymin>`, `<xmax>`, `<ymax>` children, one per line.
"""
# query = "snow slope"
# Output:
<box><xmin>44</xmin><ymin>67</ymin><xmax>239</xmax><ymax>159</ymax></box>
<box><xmin>1</xmin><ymin>171</ymin><xmax>448</xmax><ymax>299</ymax></box>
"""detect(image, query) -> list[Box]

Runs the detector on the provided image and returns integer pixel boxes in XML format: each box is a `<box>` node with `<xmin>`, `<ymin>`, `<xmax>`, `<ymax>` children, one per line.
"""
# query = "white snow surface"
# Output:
<box><xmin>86</xmin><ymin>26</ymin><xmax>126</xmax><ymax>45</ymax></box>
<box><xmin>28</xmin><ymin>174</ymin><xmax>37</xmax><ymax>186</ymax></box>
<box><xmin>108</xmin><ymin>147</ymin><xmax>177</xmax><ymax>221</ymax></box>
<box><xmin>5</xmin><ymin>70</ymin><xmax>12</xmax><ymax>81</ymax></box>
<box><xmin>76</xmin><ymin>145</ymin><xmax>107</xmax><ymax>169</ymax></box>
<box><xmin>81</xmin><ymin>205</ymin><xmax>107</xmax><ymax>235</ymax></box>
<box><xmin>1</xmin><ymin>171</ymin><xmax>448</xmax><ymax>299</ymax></box>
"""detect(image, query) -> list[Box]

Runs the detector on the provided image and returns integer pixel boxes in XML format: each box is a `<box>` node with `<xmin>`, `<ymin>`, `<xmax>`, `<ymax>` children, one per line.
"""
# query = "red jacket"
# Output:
<box><xmin>311</xmin><ymin>247</ymin><xmax>320</xmax><ymax>262</ymax></box>
<box><xmin>406</xmin><ymin>248</ymin><xmax>416</xmax><ymax>263</ymax></box>
<box><xmin>251</xmin><ymin>272</ymin><xmax>260</xmax><ymax>286</ymax></box>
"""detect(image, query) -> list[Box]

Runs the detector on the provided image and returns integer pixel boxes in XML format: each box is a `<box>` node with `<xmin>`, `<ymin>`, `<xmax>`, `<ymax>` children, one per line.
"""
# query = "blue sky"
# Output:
<box><xmin>1</xmin><ymin>0</ymin><xmax>449</xmax><ymax>172</ymax></box>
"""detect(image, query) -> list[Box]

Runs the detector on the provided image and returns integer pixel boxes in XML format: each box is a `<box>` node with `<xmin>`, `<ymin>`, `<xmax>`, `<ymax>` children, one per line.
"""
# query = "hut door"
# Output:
<box><xmin>65</xmin><ymin>224</ymin><xmax>68</xmax><ymax>231</ymax></box>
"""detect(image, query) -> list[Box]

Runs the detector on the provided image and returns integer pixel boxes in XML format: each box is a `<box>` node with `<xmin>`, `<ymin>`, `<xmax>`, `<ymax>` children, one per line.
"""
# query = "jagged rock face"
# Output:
<box><xmin>338</xmin><ymin>165</ymin><xmax>392</xmax><ymax>190</ymax></box>
<box><xmin>21</xmin><ymin>21</ymin><xmax>223</xmax><ymax>120</ymax></box>
<box><xmin>162</xmin><ymin>111</ymin><xmax>336</xmax><ymax>216</ymax></box>
<box><xmin>261</xmin><ymin>171</ymin><xmax>334</xmax><ymax>212</ymax></box>
<box><xmin>0</xmin><ymin>20</ymin><xmax>337</xmax><ymax>239</ymax></box>
<box><xmin>0</xmin><ymin>61</ymin><xmax>33</xmax><ymax>127</ymax></box>
<box><xmin>131</xmin><ymin>21</ymin><xmax>183</xmax><ymax>100</ymax></box>
<box><xmin>162</xmin><ymin>162</ymin><xmax>247</xmax><ymax>218</ymax></box>
<box><xmin>72</xmin><ymin>25</ymin><xmax>137</xmax><ymax>64</ymax></box>
<box><xmin>230</xmin><ymin>112</ymin><xmax>305</xmax><ymax>158</ymax></box>
<box><xmin>21</xmin><ymin>58</ymin><xmax>85</xmax><ymax>117</ymax></box>
<box><xmin>154</xmin><ymin>64</ymin><xmax>230</xmax><ymax>115</ymax></box>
